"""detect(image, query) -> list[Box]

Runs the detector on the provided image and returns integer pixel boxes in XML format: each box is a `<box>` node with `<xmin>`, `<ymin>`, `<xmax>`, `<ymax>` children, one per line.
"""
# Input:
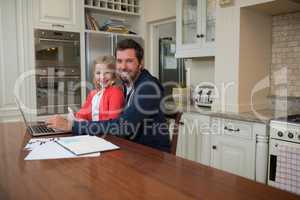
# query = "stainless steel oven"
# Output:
<box><xmin>34</xmin><ymin>29</ymin><xmax>81</xmax><ymax>115</ymax></box>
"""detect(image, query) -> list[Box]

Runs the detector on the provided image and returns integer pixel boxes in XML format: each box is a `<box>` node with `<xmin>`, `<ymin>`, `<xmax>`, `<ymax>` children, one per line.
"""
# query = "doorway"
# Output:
<box><xmin>149</xmin><ymin>19</ymin><xmax>186</xmax><ymax>99</ymax></box>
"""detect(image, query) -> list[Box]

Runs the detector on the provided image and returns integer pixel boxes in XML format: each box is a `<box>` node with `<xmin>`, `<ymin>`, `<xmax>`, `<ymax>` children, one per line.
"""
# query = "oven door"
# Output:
<box><xmin>36</xmin><ymin>75</ymin><xmax>81</xmax><ymax>115</ymax></box>
<box><xmin>268</xmin><ymin>139</ymin><xmax>279</xmax><ymax>186</ymax></box>
<box><xmin>35</xmin><ymin>37</ymin><xmax>80</xmax><ymax>67</ymax></box>
<box><xmin>268</xmin><ymin>139</ymin><xmax>300</xmax><ymax>195</ymax></box>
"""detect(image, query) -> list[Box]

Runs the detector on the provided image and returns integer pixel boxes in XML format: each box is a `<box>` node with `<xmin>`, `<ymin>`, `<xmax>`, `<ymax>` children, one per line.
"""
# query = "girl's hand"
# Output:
<box><xmin>46</xmin><ymin>115</ymin><xmax>72</xmax><ymax>132</ymax></box>
<box><xmin>76</xmin><ymin>118</ymin><xmax>87</xmax><ymax>121</ymax></box>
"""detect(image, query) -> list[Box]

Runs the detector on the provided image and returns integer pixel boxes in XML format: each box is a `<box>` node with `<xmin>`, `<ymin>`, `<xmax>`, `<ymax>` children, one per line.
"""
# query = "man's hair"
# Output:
<box><xmin>116</xmin><ymin>39</ymin><xmax>144</xmax><ymax>64</ymax></box>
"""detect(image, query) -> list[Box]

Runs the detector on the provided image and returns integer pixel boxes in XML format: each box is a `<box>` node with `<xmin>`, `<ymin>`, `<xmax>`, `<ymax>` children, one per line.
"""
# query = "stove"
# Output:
<box><xmin>268</xmin><ymin>114</ymin><xmax>300</xmax><ymax>195</ymax></box>
<box><xmin>273</xmin><ymin>114</ymin><xmax>300</xmax><ymax>124</ymax></box>
<box><xmin>270</xmin><ymin>114</ymin><xmax>300</xmax><ymax>143</ymax></box>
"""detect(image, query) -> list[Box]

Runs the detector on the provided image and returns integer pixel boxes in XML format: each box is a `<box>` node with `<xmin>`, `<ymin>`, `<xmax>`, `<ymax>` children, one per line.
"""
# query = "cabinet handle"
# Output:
<box><xmin>52</xmin><ymin>24</ymin><xmax>65</xmax><ymax>28</ymax></box>
<box><xmin>196</xmin><ymin>34</ymin><xmax>205</xmax><ymax>38</ymax></box>
<box><xmin>212</xmin><ymin>145</ymin><xmax>217</xmax><ymax>150</ymax></box>
<box><xmin>224</xmin><ymin>126</ymin><xmax>240</xmax><ymax>132</ymax></box>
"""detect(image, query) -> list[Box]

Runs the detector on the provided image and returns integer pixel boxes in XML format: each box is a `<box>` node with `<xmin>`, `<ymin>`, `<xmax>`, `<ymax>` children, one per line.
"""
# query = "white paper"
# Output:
<box><xmin>25</xmin><ymin>141</ymin><xmax>100</xmax><ymax>161</ymax></box>
<box><xmin>57</xmin><ymin>135</ymin><xmax>120</xmax><ymax>155</ymax></box>
<box><xmin>24</xmin><ymin>138</ymin><xmax>59</xmax><ymax>151</ymax></box>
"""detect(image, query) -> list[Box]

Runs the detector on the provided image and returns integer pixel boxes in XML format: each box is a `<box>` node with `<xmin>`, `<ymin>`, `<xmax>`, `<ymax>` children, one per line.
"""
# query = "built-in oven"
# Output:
<box><xmin>34</xmin><ymin>29</ymin><xmax>81</xmax><ymax>115</ymax></box>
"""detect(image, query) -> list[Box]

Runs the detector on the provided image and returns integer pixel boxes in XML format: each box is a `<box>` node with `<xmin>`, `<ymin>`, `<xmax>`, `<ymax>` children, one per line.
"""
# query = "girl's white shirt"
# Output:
<box><xmin>91</xmin><ymin>88</ymin><xmax>105</xmax><ymax>121</ymax></box>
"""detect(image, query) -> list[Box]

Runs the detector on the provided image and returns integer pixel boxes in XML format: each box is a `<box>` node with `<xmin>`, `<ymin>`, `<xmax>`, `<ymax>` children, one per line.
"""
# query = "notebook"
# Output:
<box><xmin>56</xmin><ymin>135</ymin><xmax>120</xmax><ymax>155</ymax></box>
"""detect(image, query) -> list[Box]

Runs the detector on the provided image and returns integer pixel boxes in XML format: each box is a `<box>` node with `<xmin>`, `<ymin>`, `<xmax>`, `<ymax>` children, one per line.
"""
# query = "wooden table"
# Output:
<box><xmin>0</xmin><ymin>122</ymin><xmax>298</xmax><ymax>200</ymax></box>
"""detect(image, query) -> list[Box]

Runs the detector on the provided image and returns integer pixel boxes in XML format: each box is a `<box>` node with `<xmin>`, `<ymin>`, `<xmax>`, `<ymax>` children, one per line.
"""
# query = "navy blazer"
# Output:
<box><xmin>72</xmin><ymin>69</ymin><xmax>171</xmax><ymax>152</ymax></box>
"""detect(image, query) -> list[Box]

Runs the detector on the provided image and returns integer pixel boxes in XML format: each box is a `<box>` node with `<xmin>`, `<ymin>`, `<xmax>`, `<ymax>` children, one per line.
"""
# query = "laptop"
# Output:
<box><xmin>15</xmin><ymin>97</ymin><xmax>67</xmax><ymax>136</ymax></box>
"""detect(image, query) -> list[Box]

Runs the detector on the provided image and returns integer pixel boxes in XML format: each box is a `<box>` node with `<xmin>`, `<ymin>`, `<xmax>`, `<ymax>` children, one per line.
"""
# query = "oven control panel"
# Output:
<box><xmin>270</xmin><ymin>121</ymin><xmax>300</xmax><ymax>144</ymax></box>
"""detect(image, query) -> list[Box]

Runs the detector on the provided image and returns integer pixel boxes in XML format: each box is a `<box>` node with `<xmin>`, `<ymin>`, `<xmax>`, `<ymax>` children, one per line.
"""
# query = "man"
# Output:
<box><xmin>47</xmin><ymin>39</ymin><xmax>171</xmax><ymax>152</ymax></box>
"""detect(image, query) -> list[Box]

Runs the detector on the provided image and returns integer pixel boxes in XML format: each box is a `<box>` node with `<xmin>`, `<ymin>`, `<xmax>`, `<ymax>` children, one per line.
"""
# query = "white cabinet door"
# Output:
<box><xmin>201</xmin><ymin>0</ymin><xmax>216</xmax><ymax>48</ymax></box>
<box><xmin>210</xmin><ymin>118</ymin><xmax>256</xmax><ymax>180</ymax></box>
<box><xmin>211</xmin><ymin>135</ymin><xmax>255</xmax><ymax>179</ymax></box>
<box><xmin>176</xmin><ymin>0</ymin><xmax>201</xmax><ymax>50</ymax></box>
<box><xmin>176</xmin><ymin>0</ymin><xmax>216</xmax><ymax>58</ymax></box>
<box><xmin>176</xmin><ymin>112</ymin><xmax>211</xmax><ymax>166</ymax></box>
<box><xmin>33</xmin><ymin>0</ymin><xmax>81</xmax><ymax>31</ymax></box>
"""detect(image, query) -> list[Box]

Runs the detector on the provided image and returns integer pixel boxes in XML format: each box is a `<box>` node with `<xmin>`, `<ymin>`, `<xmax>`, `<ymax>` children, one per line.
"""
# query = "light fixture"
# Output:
<box><xmin>219</xmin><ymin>0</ymin><xmax>234</xmax><ymax>7</ymax></box>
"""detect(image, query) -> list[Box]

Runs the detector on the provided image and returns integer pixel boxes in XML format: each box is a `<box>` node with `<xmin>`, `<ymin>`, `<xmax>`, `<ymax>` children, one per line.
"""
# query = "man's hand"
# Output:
<box><xmin>46</xmin><ymin>115</ymin><xmax>72</xmax><ymax>132</ymax></box>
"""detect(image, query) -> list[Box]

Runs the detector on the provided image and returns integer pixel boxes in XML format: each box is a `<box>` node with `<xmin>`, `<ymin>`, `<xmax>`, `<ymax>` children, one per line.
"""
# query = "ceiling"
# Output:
<box><xmin>246</xmin><ymin>0</ymin><xmax>300</xmax><ymax>15</ymax></box>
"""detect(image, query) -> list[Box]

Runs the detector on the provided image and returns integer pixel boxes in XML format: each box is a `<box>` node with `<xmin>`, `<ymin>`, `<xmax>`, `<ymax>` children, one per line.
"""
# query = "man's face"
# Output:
<box><xmin>116</xmin><ymin>49</ymin><xmax>142</xmax><ymax>84</ymax></box>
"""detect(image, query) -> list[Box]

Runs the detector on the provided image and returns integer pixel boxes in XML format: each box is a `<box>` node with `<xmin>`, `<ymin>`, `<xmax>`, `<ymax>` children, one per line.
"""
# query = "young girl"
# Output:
<box><xmin>75</xmin><ymin>56</ymin><xmax>124</xmax><ymax>121</ymax></box>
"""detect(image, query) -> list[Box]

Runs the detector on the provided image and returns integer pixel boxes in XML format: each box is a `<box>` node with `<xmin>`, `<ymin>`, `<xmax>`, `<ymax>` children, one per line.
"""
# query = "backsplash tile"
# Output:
<box><xmin>271</xmin><ymin>12</ymin><xmax>300</xmax><ymax>112</ymax></box>
<box><xmin>271</xmin><ymin>12</ymin><xmax>300</xmax><ymax>97</ymax></box>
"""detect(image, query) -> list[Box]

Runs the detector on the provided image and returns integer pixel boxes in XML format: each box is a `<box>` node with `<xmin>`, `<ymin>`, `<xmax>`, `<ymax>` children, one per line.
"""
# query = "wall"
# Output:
<box><xmin>143</xmin><ymin>0</ymin><xmax>176</xmax><ymax>23</ymax></box>
<box><xmin>214</xmin><ymin>2</ymin><xmax>240</xmax><ymax>112</ymax></box>
<box><xmin>270</xmin><ymin>11</ymin><xmax>300</xmax><ymax>112</ymax></box>
<box><xmin>0</xmin><ymin>0</ymin><xmax>23</xmax><ymax>121</ymax></box>
<box><xmin>0</xmin><ymin>0</ymin><xmax>38</xmax><ymax>122</ymax></box>
<box><xmin>214</xmin><ymin>0</ymin><xmax>273</xmax><ymax>113</ymax></box>
<box><xmin>142</xmin><ymin>0</ymin><xmax>176</xmax><ymax>74</ymax></box>
<box><xmin>185</xmin><ymin>58</ymin><xmax>215</xmax><ymax>88</ymax></box>
<box><xmin>239</xmin><ymin>8</ymin><xmax>272</xmax><ymax>112</ymax></box>
<box><xmin>158</xmin><ymin>21</ymin><xmax>176</xmax><ymax>39</ymax></box>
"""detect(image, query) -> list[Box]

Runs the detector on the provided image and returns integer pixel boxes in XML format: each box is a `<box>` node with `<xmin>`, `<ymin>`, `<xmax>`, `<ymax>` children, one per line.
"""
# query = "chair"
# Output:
<box><xmin>165</xmin><ymin>112</ymin><xmax>183</xmax><ymax>155</ymax></box>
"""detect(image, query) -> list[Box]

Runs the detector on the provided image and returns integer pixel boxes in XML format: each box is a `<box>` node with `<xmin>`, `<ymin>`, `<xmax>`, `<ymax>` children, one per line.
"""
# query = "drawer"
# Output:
<box><xmin>222</xmin><ymin>119</ymin><xmax>253</xmax><ymax>140</ymax></box>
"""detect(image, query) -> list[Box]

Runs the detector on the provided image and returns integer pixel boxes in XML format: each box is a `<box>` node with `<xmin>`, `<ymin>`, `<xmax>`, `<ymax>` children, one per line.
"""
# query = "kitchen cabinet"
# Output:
<box><xmin>175</xmin><ymin>111</ymin><xmax>269</xmax><ymax>182</ymax></box>
<box><xmin>210</xmin><ymin>117</ymin><xmax>268</xmax><ymax>182</ymax></box>
<box><xmin>210</xmin><ymin>118</ymin><xmax>256</xmax><ymax>179</ymax></box>
<box><xmin>33</xmin><ymin>0</ymin><xmax>82</xmax><ymax>32</ymax></box>
<box><xmin>176</xmin><ymin>112</ymin><xmax>211</xmax><ymax>166</ymax></box>
<box><xmin>211</xmin><ymin>136</ymin><xmax>255</xmax><ymax>178</ymax></box>
<box><xmin>175</xmin><ymin>0</ymin><xmax>216</xmax><ymax>58</ymax></box>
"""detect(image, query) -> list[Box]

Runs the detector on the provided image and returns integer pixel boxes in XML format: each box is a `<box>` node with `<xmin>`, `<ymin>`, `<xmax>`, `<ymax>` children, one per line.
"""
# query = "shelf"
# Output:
<box><xmin>84</xmin><ymin>4</ymin><xmax>140</xmax><ymax>16</ymax></box>
<box><xmin>85</xmin><ymin>29</ymin><xmax>141</xmax><ymax>38</ymax></box>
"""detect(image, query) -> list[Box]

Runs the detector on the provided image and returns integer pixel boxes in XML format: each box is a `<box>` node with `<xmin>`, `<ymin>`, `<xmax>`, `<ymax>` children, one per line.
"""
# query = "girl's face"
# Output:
<box><xmin>94</xmin><ymin>64</ymin><xmax>114</xmax><ymax>88</ymax></box>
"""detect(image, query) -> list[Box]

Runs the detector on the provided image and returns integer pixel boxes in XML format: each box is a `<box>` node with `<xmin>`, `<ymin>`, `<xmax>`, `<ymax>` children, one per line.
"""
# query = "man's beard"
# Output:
<box><xmin>118</xmin><ymin>71</ymin><xmax>135</xmax><ymax>85</ymax></box>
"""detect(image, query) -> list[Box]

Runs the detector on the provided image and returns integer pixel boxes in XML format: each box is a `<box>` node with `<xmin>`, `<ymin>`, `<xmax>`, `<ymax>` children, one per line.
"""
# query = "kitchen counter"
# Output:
<box><xmin>164</xmin><ymin>102</ymin><xmax>295</xmax><ymax>124</ymax></box>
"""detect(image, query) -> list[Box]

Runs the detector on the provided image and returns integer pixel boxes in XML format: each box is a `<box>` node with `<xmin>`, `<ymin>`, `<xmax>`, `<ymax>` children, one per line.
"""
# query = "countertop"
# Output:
<box><xmin>164</xmin><ymin>102</ymin><xmax>295</xmax><ymax>124</ymax></box>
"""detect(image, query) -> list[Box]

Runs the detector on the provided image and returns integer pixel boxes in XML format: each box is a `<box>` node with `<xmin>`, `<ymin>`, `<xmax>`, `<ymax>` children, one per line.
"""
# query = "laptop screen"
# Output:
<box><xmin>14</xmin><ymin>96</ymin><xmax>31</xmax><ymax>128</ymax></box>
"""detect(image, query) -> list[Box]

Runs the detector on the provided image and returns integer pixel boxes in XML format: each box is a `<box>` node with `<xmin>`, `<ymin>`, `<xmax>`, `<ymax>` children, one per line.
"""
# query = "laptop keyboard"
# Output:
<box><xmin>30</xmin><ymin>125</ymin><xmax>55</xmax><ymax>134</ymax></box>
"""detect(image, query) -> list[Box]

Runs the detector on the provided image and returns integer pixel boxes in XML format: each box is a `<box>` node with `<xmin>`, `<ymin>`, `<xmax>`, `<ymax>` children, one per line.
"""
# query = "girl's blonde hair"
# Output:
<box><xmin>93</xmin><ymin>55</ymin><xmax>119</xmax><ymax>90</ymax></box>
